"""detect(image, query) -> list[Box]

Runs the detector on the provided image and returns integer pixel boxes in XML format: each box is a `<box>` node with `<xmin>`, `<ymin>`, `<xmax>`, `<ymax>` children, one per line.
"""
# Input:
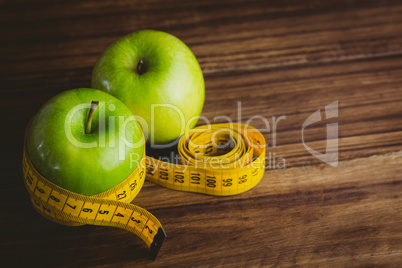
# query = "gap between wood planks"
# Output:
<box><xmin>136</xmin><ymin>150</ymin><xmax>402</xmax><ymax>211</ymax></box>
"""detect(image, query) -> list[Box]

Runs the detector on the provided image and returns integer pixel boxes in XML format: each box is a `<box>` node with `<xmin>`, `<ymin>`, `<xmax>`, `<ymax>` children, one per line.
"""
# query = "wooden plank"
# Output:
<box><xmin>202</xmin><ymin>56</ymin><xmax>402</xmax><ymax>166</ymax></box>
<box><xmin>1</xmin><ymin>0</ymin><xmax>402</xmax><ymax>266</ymax></box>
<box><xmin>127</xmin><ymin>151</ymin><xmax>402</xmax><ymax>266</ymax></box>
<box><xmin>1</xmin><ymin>1</ymin><xmax>401</xmax><ymax>168</ymax></box>
<box><xmin>2</xmin><ymin>151</ymin><xmax>402</xmax><ymax>266</ymax></box>
<box><xmin>1</xmin><ymin>1</ymin><xmax>402</xmax><ymax>75</ymax></box>
<box><xmin>1</xmin><ymin>56</ymin><xmax>401</xmax><ymax>170</ymax></box>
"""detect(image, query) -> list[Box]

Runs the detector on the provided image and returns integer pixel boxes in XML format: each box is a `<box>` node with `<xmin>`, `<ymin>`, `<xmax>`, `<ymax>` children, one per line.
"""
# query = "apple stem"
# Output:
<box><xmin>137</xmin><ymin>60</ymin><xmax>144</xmax><ymax>75</ymax></box>
<box><xmin>85</xmin><ymin>101</ymin><xmax>99</xmax><ymax>134</ymax></box>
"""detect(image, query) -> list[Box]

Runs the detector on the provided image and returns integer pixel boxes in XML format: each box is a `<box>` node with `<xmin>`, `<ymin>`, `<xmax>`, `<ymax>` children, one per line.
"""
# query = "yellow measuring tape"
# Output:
<box><xmin>22</xmin><ymin>122</ymin><xmax>265</xmax><ymax>259</ymax></box>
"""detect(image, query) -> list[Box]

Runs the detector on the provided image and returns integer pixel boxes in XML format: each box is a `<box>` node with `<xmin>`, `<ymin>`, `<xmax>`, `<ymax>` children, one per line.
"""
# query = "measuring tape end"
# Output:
<box><xmin>150</xmin><ymin>227</ymin><xmax>167</xmax><ymax>260</ymax></box>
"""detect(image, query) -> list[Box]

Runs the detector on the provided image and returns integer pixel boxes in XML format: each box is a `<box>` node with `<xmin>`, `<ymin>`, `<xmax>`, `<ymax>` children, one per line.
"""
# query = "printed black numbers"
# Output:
<box><xmin>26</xmin><ymin>174</ymin><xmax>33</xmax><ymax>185</ymax></box>
<box><xmin>190</xmin><ymin>173</ymin><xmax>201</xmax><ymax>184</ymax></box>
<box><xmin>252</xmin><ymin>167</ymin><xmax>258</xmax><ymax>176</ymax></box>
<box><xmin>206</xmin><ymin>176</ymin><xmax>216</xmax><ymax>188</ymax></box>
<box><xmin>146</xmin><ymin>163</ymin><xmax>155</xmax><ymax>176</ymax></box>
<box><xmin>159</xmin><ymin>168</ymin><xmax>168</xmax><ymax>180</ymax></box>
<box><xmin>174</xmin><ymin>171</ymin><xmax>184</xmax><ymax>183</ymax></box>
<box><xmin>117</xmin><ymin>191</ymin><xmax>126</xmax><ymax>200</ymax></box>
<box><xmin>131</xmin><ymin>217</ymin><xmax>140</xmax><ymax>223</ymax></box>
<box><xmin>66</xmin><ymin>203</ymin><xmax>76</xmax><ymax>210</ymax></box>
<box><xmin>42</xmin><ymin>205</ymin><xmax>51</xmax><ymax>213</ymax></box>
<box><xmin>205</xmin><ymin>141</ymin><xmax>213</xmax><ymax>155</ymax></box>
<box><xmin>239</xmin><ymin>174</ymin><xmax>247</xmax><ymax>184</ymax></box>
<box><xmin>145</xmin><ymin>225</ymin><xmax>153</xmax><ymax>234</ymax></box>
<box><xmin>49</xmin><ymin>195</ymin><xmax>60</xmax><ymax>202</ymax></box>
<box><xmin>130</xmin><ymin>180</ymin><xmax>137</xmax><ymax>191</ymax></box>
<box><xmin>36</xmin><ymin>186</ymin><xmax>45</xmax><ymax>194</ymax></box>
<box><xmin>223</xmin><ymin>178</ymin><xmax>232</xmax><ymax>187</ymax></box>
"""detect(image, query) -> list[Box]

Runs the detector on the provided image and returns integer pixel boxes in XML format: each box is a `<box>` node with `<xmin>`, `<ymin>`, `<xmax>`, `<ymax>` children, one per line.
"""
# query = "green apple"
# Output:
<box><xmin>91</xmin><ymin>30</ymin><xmax>205</xmax><ymax>144</ymax></box>
<box><xmin>27</xmin><ymin>88</ymin><xmax>144</xmax><ymax>196</ymax></box>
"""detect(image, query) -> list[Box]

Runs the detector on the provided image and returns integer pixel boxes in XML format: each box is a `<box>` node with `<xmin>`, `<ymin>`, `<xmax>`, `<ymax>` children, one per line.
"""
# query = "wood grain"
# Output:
<box><xmin>3</xmin><ymin>152</ymin><xmax>402</xmax><ymax>267</ymax></box>
<box><xmin>1</xmin><ymin>0</ymin><xmax>402</xmax><ymax>266</ymax></box>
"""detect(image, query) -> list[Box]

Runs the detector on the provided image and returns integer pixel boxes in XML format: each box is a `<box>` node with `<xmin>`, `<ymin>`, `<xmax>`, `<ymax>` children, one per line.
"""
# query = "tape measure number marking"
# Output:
<box><xmin>23</xmin><ymin>122</ymin><xmax>266</xmax><ymax>260</ymax></box>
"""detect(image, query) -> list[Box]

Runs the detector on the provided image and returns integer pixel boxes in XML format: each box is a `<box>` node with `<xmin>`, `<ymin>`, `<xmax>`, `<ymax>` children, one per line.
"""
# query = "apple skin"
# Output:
<box><xmin>91</xmin><ymin>30</ymin><xmax>205</xmax><ymax>144</ymax></box>
<box><xmin>27</xmin><ymin>88</ymin><xmax>144</xmax><ymax>196</ymax></box>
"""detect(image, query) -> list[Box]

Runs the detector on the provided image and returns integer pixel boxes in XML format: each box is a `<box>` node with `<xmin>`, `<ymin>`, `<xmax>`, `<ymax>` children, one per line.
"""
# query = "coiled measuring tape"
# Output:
<box><xmin>22</xmin><ymin>122</ymin><xmax>265</xmax><ymax>259</ymax></box>
<box><xmin>145</xmin><ymin>123</ymin><xmax>266</xmax><ymax>196</ymax></box>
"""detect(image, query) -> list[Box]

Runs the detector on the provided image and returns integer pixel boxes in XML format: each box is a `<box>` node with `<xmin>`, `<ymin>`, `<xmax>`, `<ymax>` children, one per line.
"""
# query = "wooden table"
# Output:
<box><xmin>1</xmin><ymin>0</ymin><xmax>402</xmax><ymax>266</ymax></box>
